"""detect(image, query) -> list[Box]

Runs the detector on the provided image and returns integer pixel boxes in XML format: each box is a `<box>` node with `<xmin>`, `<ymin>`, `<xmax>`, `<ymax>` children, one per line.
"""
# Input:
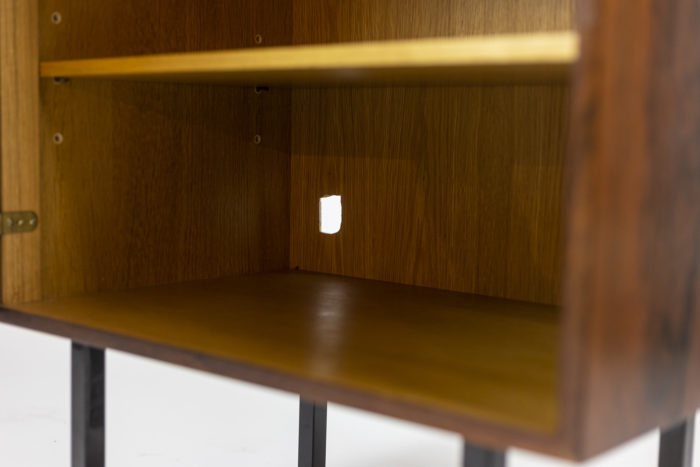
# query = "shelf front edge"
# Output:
<box><xmin>40</xmin><ymin>32</ymin><xmax>579</xmax><ymax>84</ymax></box>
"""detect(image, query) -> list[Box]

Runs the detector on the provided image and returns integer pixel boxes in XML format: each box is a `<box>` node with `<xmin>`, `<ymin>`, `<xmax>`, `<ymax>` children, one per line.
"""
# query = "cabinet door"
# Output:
<box><xmin>0</xmin><ymin>0</ymin><xmax>41</xmax><ymax>305</ymax></box>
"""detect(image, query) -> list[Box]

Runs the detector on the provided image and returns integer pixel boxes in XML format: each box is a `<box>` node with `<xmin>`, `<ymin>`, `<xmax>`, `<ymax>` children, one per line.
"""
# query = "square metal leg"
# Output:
<box><xmin>463</xmin><ymin>441</ymin><xmax>506</xmax><ymax>467</ymax></box>
<box><xmin>299</xmin><ymin>399</ymin><xmax>327</xmax><ymax>467</ymax></box>
<box><xmin>659</xmin><ymin>418</ymin><xmax>695</xmax><ymax>467</ymax></box>
<box><xmin>72</xmin><ymin>343</ymin><xmax>105</xmax><ymax>467</ymax></box>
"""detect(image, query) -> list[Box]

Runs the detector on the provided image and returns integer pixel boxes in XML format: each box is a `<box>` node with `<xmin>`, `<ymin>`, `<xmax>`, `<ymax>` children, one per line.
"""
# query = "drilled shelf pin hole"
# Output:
<box><xmin>51</xmin><ymin>12</ymin><xmax>62</xmax><ymax>24</ymax></box>
<box><xmin>254</xmin><ymin>34</ymin><xmax>263</xmax><ymax>45</ymax></box>
<box><xmin>53</xmin><ymin>133</ymin><xmax>64</xmax><ymax>145</ymax></box>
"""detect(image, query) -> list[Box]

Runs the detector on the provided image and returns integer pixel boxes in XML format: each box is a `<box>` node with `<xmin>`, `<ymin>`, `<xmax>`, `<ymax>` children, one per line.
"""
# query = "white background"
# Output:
<box><xmin>1</xmin><ymin>323</ymin><xmax>697</xmax><ymax>467</ymax></box>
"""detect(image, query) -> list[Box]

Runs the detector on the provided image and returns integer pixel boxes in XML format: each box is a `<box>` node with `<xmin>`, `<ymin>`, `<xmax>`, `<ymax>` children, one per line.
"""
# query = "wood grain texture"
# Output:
<box><xmin>289</xmin><ymin>0</ymin><xmax>571</xmax><ymax>304</ymax></box>
<box><xmin>0</xmin><ymin>0</ymin><xmax>41</xmax><ymax>304</ymax></box>
<box><xmin>41</xmin><ymin>80</ymin><xmax>290</xmax><ymax>298</ymax></box>
<box><xmin>40</xmin><ymin>0</ymin><xmax>292</xmax><ymax>60</ymax></box>
<box><xmin>39</xmin><ymin>33</ymin><xmax>578</xmax><ymax>85</ymax></box>
<box><xmin>37</xmin><ymin>0</ymin><xmax>293</xmax><ymax>298</ymax></box>
<box><xmin>563</xmin><ymin>0</ymin><xmax>700</xmax><ymax>458</ymax></box>
<box><xmin>0</xmin><ymin>271</ymin><xmax>561</xmax><ymax>451</ymax></box>
<box><xmin>293</xmin><ymin>0</ymin><xmax>573</xmax><ymax>44</ymax></box>
<box><xmin>291</xmin><ymin>86</ymin><xmax>567</xmax><ymax>305</ymax></box>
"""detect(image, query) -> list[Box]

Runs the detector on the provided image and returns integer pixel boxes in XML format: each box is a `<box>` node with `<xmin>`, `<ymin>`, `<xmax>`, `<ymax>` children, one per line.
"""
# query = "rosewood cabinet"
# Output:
<box><xmin>0</xmin><ymin>0</ymin><xmax>698</xmax><ymax>466</ymax></box>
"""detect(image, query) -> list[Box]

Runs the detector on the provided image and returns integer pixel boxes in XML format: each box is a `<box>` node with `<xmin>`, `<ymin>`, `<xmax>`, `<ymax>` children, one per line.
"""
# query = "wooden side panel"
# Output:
<box><xmin>1</xmin><ymin>271</ymin><xmax>567</xmax><ymax>455</ymax></box>
<box><xmin>40</xmin><ymin>81</ymin><xmax>290</xmax><ymax>298</ymax></box>
<box><xmin>40</xmin><ymin>0</ymin><xmax>292</xmax><ymax>60</ymax></box>
<box><xmin>38</xmin><ymin>0</ymin><xmax>292</xmax><ymax>298</ymax></box>
<box><xmin>0</xmin><ymin>0</ymin><xmax>41</xmax><ymax>304</ymax></box>
<box><xmin>564</xmin><ymin>0</ymin><xmax>700</xmax><ymax>458</ymax></box>
<box><xmin>290</xmin><ymin>0</ymin><xmax>571</xmax><ymax>304</ymax></box>
<box><xmin>291</xmin><ymin>87</ymin><xmax>567</xmax><ymax>305</ymax></box>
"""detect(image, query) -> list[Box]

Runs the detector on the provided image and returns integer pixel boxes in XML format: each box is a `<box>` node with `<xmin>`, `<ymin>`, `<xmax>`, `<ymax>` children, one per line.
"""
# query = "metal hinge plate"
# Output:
<box><xmin>1</xmin><ymin>211</ymin><xmax>38</xmax><ymax>235</ymax></box>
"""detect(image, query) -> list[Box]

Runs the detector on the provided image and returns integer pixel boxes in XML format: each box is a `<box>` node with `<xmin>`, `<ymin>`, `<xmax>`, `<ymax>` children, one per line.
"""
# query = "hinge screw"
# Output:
<box><xmin>29</xmin><ymin>217</ymin><xmax>37</xmax><ymax>226</ymax></box>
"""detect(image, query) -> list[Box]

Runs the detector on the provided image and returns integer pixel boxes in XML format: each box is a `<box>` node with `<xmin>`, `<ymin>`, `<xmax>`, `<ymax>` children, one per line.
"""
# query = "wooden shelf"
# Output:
<box><xmin>0</xmin><ymin>272</ymin><xmax>558</xmax><ymax>438</ymax></box>
<box><xmin>40</xmin><ymin>32</ymin><xmax>578</xmax><ymax>84</ymax></box>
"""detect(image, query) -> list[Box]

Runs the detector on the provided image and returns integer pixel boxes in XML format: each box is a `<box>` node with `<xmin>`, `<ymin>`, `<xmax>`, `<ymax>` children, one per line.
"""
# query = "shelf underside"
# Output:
<box><xmin>40</xmin><ymin>32</ymin><xmax>578</xmax><ymax>84</ymax></box>
<box><xmin>0</xmin><ymin>272</ymin><xmax>559</xmax><ymax>440</ymax></box>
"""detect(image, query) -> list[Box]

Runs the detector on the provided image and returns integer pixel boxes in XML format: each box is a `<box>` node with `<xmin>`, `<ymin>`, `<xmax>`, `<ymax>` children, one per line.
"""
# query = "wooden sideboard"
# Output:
<box><xmin>1</xmin><ymin>0</ymin><xmax>698</xmax><ymax>466</ymax></box>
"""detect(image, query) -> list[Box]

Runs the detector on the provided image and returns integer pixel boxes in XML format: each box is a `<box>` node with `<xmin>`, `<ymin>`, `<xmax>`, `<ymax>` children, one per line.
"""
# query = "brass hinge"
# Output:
<box><xmin>0</xmin><ymin>211</ymin><xmax>38</xmax><ymax>235</ymax></box>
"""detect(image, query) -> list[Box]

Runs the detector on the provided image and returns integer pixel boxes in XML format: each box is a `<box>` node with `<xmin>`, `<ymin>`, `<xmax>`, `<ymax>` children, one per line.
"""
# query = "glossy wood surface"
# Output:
<box><xmin>40</xmin><ymin>34</ymin><xmax>578</xmax><ymax>85</ymax></box>
<box><xmin>0</xmin><ymin>0</ymin><xmax>41</xmax><ymax>304</ymax></box>
<box><xmin>563</xmin><ymin>0</ymin><xmax>700</xmax><ymax>458</ymax></box>
<box><xmin>0</xmin><ymin>272</ymin><xmax>560</xmax><ymax>449</ymax></box>
<box><xmin>34</xmin><ymin>0</ymin><xmax>293</xmax><ymax>299</ymax></box>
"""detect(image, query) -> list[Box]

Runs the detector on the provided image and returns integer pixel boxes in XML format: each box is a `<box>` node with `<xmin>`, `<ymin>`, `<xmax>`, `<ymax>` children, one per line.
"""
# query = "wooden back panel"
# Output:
<box><xmin>290</xmin><ymin>0</ymin><xmax>572</xmax><ymax>304</ymax></box>
<box><xmin>564</xmin><ymin>0</ymin><xmax>700</xmax><ymax>458</ymax></box>
<box><xmin>38</xmin><ymin>0</ymin><xmax>292</xmax><ymax>298</ymax></box>
<box><xmin>290</xmin><ymin>86</ymin><xmax>568</xmax><ymax>304</ymax></box>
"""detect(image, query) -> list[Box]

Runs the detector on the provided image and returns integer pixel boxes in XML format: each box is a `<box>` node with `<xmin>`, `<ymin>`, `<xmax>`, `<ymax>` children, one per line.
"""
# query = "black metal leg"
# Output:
<box><xmin>298</xmin><ymin>399</ymin><xmax>327</xmax><ymax>467</ymax></box>
<box><xmin>463</xmin><ymin>441</ymin><xmax>506</xmax><ymax>467</ymax></box>
<box><xmin>659</xmin><ymin>418</ymin><xmax>695</xmax><ymax>467</ymax></box>
<box><xmin>72</xmin><ymin>343</ymin><xmax>105</xmax><ymax>467</ymax></box>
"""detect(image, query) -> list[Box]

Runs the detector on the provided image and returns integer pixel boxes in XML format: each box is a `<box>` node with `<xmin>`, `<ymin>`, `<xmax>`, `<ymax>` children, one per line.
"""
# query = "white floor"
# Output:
<box><xmin>0</xmin><ymin>323</ymin><xmax>697</xmax><ymax>467</ymax></box>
